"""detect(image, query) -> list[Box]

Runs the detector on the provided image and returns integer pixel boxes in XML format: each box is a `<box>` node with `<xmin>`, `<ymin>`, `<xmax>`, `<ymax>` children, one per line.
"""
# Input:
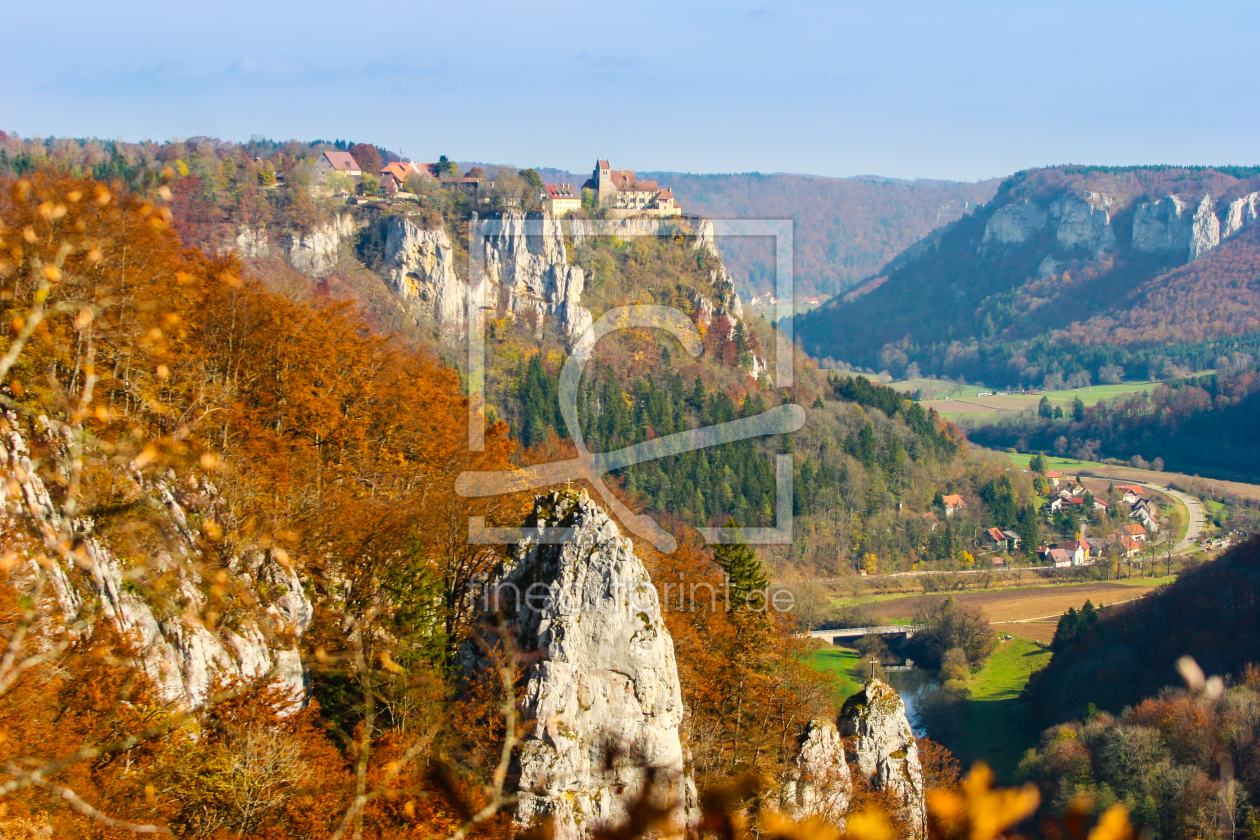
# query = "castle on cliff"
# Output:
<box><xmin>582</xmin><ymin>159</ymin><xmax>680</xmax><ymax>218</ymax></box>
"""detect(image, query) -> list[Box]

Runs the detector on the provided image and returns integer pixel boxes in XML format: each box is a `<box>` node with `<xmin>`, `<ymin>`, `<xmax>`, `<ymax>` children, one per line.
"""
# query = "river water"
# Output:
<box><xmin>887</xmin><ymin>668</ymin><xmax>938</xmax><ymax>735</ymax></box>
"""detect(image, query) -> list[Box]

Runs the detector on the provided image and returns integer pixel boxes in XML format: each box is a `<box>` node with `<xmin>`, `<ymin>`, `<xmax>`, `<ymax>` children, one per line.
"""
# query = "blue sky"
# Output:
<box><xmin>3</xmin><ymin>0</ymin><xmax>1257</xmax><ymax>181</ymax></box>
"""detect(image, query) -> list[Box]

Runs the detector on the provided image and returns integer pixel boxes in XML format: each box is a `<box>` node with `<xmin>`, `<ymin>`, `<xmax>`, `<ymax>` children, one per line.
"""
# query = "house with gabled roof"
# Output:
<box><xmin>541</xmin><ymin>183</ymin><xmax>582</xmax><ymax>216</ymax></box>
<box><xmin>941</xmin><ymin>494</ymin><xmax>966</xmax><ymax>516</ymax></box>
<box><xmin>1119</xmin><ymin>535</ymin><xmax>1142</xmax><ymax>557</ymax></box>
<box><xmin>314</xmin><ymin>151</ymin><xmax>362</xmax><ymax>187</ymax></box>
<box><xmin>1122</xmin><ymin>522</ymin><xmax>1148</xmax><ymax>542</ymax></box>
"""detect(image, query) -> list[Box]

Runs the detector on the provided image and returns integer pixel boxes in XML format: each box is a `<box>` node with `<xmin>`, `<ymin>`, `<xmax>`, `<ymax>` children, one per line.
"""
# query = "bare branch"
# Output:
<box><xmin>34</xmin><ymin>778</ymin><xmax>173</xmax><ymax>836</ymax></box>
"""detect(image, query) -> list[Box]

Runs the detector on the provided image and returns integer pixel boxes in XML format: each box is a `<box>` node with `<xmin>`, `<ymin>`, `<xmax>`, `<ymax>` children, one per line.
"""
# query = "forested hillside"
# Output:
<box><xmin>536</xmin><ymin>166</ymin><xmax>999</xmax><ymax>298</ymax></box>
<box><xmin>1023</xmin><ymin>534</ymin><xmax>1260</xmax><ymax>727</ymax></box>
<box><xmin>796</xmin><ymin>165</ymin><xmax>1260</xmax><ymax>385</ymax></box>
<box><xmin>968</xmin><ymin>368</ymin><xmax>1260</xmax><ymax>481</ymax></box>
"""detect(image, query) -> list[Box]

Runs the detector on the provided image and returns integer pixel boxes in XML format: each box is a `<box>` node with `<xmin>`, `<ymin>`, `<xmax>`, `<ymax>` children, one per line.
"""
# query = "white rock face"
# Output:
<box><xmin>984</xmin><ymin>195</ymin><xmax>1115</xmax><ymax>254</ymax></box>
<box><xmin>1132</xmin><ymin>194</ymin><xmax>1221</xmax><ymax>261</ymax></box>
<box><xmin>382</xmin><ymin>217</ymin><xmax>468</xmax><ymax>335</ymax></box>
<box><xmin>481</xmin><ymin>211</ymin><xmax>592</xmax><ymax>345</ymax></box>
<box><xmin>0</xmin><ymin>417</ymin><xmax>311</xmax><ymax>710</ymax></box>
<box><xmin>778</xmin><ymin>719</ymin><xmax>852</xmax><ymax>824</ymax></box>
<box><xmin>840</xmin><ymin>680</ymin><xmax>927</xmax><ymax>838</ymax></box>
<box><xmin>234</xmin><ymin>214</ymin><xmax>356</xmax><ymax>278</ymax></box>
<box><xmin>1225</xmin><ymin>192</ymin><xmax>1260</xmax><ymax>238</ymax></box>
<box><xmin>465</xmin><ymin>491</ymin><xmax>695</xmax><ymax>840</ymax></box>
<box><xmin>288</xmin><ymin>214</ymin><xmax>356</xmax><ymax>277</ymax></box>
<box><xmin>983</xmin><ymin>201</ymin><xmax>1048</xmax><ymax>245</ymax></box>
<box><xmin>1189</xmin><ymin>194</ymin><xmax>1221</xmax><ymax>260</ymax></box>
<box><xmin>1049</xmin><ymin>193</ymin><xmax>1116</xmax><ymax>254</ymax></box>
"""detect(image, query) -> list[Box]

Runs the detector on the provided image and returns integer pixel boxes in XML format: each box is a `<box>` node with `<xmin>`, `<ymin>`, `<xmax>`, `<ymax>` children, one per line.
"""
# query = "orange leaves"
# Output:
<box><xmin>926</xmin><ymin>763</ymin><xmax>1039</xmax><ymax>840</ymax></box>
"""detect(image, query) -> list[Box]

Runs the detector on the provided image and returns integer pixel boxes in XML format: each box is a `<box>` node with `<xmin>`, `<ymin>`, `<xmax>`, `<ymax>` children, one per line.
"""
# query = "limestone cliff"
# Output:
<box><xmin>1225</xmin><ymin>191</ymin><xmax>1260</xmax><ymax>238</ymax></box>
<box><xmin>462</xmin><ymin>491</ymin><xmax>695</xmax><ymax>840</ymax></box>
<box><xmin>234</xmin><ymin>214</ymin><xmax>358</xmax><ymax>278</ymax></box>
<box><xmin>1132</xmin><ymin>193</ymin><xmax>1221</xmax><ymax>260</ymax></box>
<box><xmin>0</xmin><ymin>414</ymin><xmax>311</xmax><ymax>709</ymax></box>
<box><xmin>840</xmin><ymin>679</ymin><xmax>927</xmax><ymax>838</ymax></box>
<box><xmin>777</xmin><ymin>718</ymin><xmax>852</xmax><ymax>824</ymax></box>
<box><xmin>982</xmin><ymin>193</ymin><xmax>1115</xmax><ymax>255</ymax></box>
<box><xmin>375</xmin><ymin>211</ymin><xmax>754</xmax><ymax>372</ymax></box>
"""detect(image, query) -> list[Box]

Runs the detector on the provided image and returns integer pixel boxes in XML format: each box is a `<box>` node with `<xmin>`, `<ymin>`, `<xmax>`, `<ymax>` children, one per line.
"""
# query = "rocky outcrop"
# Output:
<box><xmin>462</xmin><ymin>491</ymin><xmax>695</xmax><ymax>840</ymax></box>
<box><xmin>381</xmin><ymin>217</ymin><xmax>467</xmax><ymax>334</ymax></box>
<box><xmin>1049</xmin><ymin>193</ymin><xmax>1116</xmax><ymax>254</ymax></box>
<box><xmin>234</xmin><ymin>214</ymin><xmax>357</xmax><ymax>278</ymax></box>
<box><xmin>481</xmin><ymin>212</ymin><xmax>593</xmax><ymax>345</ymax></box>
<box><xmin>983</xmin><ymin>200</ymin><xmax>1048</xmax><ymax>245</ymax></box>
<box><xmin>1133</xmin><ymin>194</ymin><xmax>1221</xmax><ymax>261</ymax></box>
<box><xmin>0</xmin><ymin>415</ymin><xmax>311</xmax><ymax>709</ymax></box>
<box><xmin>840</xmin><ymin>679</ymin><xmax>926</xmax><ymax>838</ymax></box>
<box><xmin>1225</xmin><ymin>192</ymin><xmax>1260</xmax><ymax>238</ymax></box>
<box><xmin>983</xmin><ymin>195</ymin><xmax>1116</xmax><ymax>255</ymax></box>
<box><xmin>778</xmin><ymin>719</ymin><xmax>852</xmax><ymax>824</ymax></box>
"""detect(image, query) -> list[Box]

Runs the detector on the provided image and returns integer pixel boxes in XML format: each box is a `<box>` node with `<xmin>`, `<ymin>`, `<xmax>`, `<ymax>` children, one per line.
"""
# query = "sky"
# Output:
<box><xmin>3</xmin><ymin>0</ymin><xmax>1258</xmax><ymax>182</ymax></box>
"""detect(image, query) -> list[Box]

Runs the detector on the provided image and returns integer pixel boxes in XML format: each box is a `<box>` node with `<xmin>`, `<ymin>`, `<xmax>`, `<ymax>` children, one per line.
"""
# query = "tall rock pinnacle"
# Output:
<box><xmin>840</xmin><ymin>679</ymin><xmax>927</xmax><ymax>838</ymax></box>
<box><xmin>464</xmin><ymin>491</ymin><xmax>695</xmax><ymax>840</ymax></box>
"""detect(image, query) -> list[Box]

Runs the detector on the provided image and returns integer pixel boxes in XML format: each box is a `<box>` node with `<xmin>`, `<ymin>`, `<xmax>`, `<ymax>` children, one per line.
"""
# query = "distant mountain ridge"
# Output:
<box><xmin>535</xmin><ymin>166</ymin><xmax>1000</xmax><ymax>298</ymax></box>
<box><xmin>795</xmin><ymin>165</ymin><xmax>1260</xmax><ymax>385</ymax></box>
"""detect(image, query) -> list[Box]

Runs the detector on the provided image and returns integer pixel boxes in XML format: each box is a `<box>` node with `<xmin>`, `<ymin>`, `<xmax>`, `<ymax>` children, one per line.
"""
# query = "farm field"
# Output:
<box><xmin>919</xmin><ymin>380</ymin><xmax>1166</xmax><ymax>421</ymax></box>
<box><xmin>871</xmin><ymin>581</ymin><xmax>1165</xmax><ymax>644</ymax></box>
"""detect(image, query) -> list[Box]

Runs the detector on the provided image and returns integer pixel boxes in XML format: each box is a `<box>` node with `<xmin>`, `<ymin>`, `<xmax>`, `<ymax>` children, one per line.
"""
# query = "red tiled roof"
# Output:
<box><xmin>656</xmin><ymin>189</ymin><xmax>674</xmax><ymax>200</ymax></box>
<box><xmin>322</xmin><ymin>151</ymin><xmax>360</xmax><ymax>172</ymax></box>
<box><xmin>1123</xmin><ymin>523</ymin><xmax>1146</xmax><ymax>536</ymax></box>
<box><xmin>941</xmin><ymin>494</ymin><xmax>965</xmax><ymax>507</ymax></box>
<box><xmin>543</xmin><ymin>183</ymin><xmax>578</xmax><ymax>199</ymax></box>
<box><xmin>598</xmin><ymin>159</ymin><xmax>610</xmax><ymax>169</ymax></box>
<box><xmin>1120</xmin><ymin>535</ymin><xmax>1142</xmax><ymax>552</ymax></box>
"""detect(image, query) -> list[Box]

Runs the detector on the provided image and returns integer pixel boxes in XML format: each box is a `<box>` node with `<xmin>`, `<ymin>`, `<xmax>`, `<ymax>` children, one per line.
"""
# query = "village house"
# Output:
<box><xmin>314</xmin><ymin>150</ymin><xmax>362</xmax><ymax>186</ymax></box>
<box><xmin>379</xmin><ymin>161</ymin><xmax>430</xmax><ymax>197</ymax></box>
<box><xmin>1118</xmin><ymin>485</ymin><xmax>1144</xmax><ymax>505</ymax></box>
<box><xmin>1044</xmin><ymin>470</ymin><xmax>1063</xmax><ymax>487</ymax></box>
<box><xmin>1045</xmin><ymin>540</ymin><xmax>1089</xmax><ymax>566</ymax></box>
<box><xmin>1122</xmin><ymin>522</ymin><xmax>1148</xmax><ymax>542</ymax></box>
<box><xmin>1047</xmin><ymin>548</ymin><xmax>1072</xmax><ymax>568</ymax></box>
<box><xmin>1119</xmin><ymin>535</ymin><xmax>1142</xmax><ymax>557</ymax></box>
<box><xmin>541</xmin><ymin>183</ymin><xmax>582</xmax><ymax>216</ymax></box>
<box><xmin>942</xmin><ymin>494</ymin><xmax>966</xmax><ymax>516</ymax></box>
<box><xmin>583</xmin><ymin>160</ymin><xmax>682</xmax><ymax>218</ymax></box>
<box><xmin>982</xmin><ymin>526</ymin><xmax>1019</xmax><ymax>552</ymax></box>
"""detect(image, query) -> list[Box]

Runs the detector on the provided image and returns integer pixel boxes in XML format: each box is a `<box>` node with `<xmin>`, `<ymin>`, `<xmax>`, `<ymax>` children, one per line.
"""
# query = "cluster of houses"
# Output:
<box><xmin>1037</xmin><ymin>481</ymin><xmax>1160</xmax><ymax>566</ymax></box>
<box><xmin>312</xmin><ymin>151</ymin><xmax>480</xmax><ymax>197</ymax></box>
<box><xmin>956</xmin><ymin>473</ymin><xmax>1165</xmax><ymax>569</ymax></box>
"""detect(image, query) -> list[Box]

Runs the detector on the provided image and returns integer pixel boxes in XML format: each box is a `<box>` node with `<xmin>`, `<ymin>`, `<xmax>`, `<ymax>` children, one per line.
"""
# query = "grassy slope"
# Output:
<box><xmin>808</xmin><ymin>645</ymin><xmax>866</xmax><ymax>701</ymax></box>
<box><xmin>949</xmin><ymin>638</ymin><xmax>1052</xmax><ymax>784</ymax></box>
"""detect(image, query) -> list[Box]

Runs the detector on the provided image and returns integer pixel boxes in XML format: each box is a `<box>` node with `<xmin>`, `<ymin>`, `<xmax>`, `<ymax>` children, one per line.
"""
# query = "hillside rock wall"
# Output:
<box><xmin>0</xmin><ymin>416</ymin><xmax>311</xmax><ymax>709</ymax></box>
<box><xmin>461</xmin><ymin>491</ymin><xmax>696</xmax><ymax>840</ymax></box>
<box><xmin>234</xmin><ymin>214</ymin><xmax>358</xmax><ymax>278</ymax></box>
<box><xmin>981</xmin><ymin>189</ymin><xmax>1254</xmax><ymax>266</ymax></box>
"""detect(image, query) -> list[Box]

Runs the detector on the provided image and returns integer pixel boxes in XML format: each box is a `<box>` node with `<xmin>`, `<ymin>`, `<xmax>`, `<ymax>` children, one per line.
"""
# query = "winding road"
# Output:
<box><xmin>1129</xmin><ymin>480</ymin><xmax>1205</xmax><ymax>552</ymax></box>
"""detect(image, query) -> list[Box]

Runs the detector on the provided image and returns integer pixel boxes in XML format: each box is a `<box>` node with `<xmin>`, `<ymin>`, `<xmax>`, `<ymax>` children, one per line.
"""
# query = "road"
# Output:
<box><xmin>1130</xmin><ymin>480</ymin><xmax>1205</xmax><ymax>552</ymax></box>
